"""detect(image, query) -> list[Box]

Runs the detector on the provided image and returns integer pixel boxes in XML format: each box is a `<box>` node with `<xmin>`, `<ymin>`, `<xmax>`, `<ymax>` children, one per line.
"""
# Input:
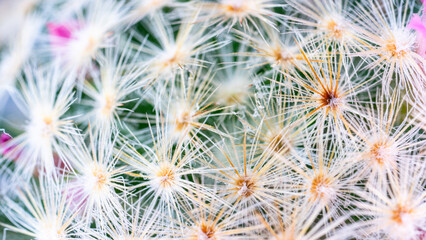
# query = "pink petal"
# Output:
<box><xmin>418</xmin><ymin>228</ymin><xmax>426</xmax><ymax>240</ymax></box>
<box><xmin>408</xmin><ymin>14</ymin><xmax>426</xmax><ymax>38</ymax></box>
<box><xmin>47</xmin><ymin>22</ymin><xmax>73</xmax><ymax>39</ymax></box>
<box><xmin>64</xmin><ymin>182</ymin><xmax>88</xmax><ymax>214</ymax></box>
<box><xmin>0</xmin><ymin>133</ymin><xmax>14</xmax><ymax>156</ymax></box>
<box><xmin>46</xmin><ymin>21</ymin><xmax>81</xmax><ymax>48</ymax></box>
<box><xmin>0</xmin><ymin>133</ymin><xmax>11</xmax><ymax>143</ymax></box>
<box><xmin>33</xmin><ymin>152</ymin><xmax>70</xmax><ymax>177</ymax></box>
<box><xmin>408</xmin><ymin>13</ymin><xmax>426</xmax><ymax>58</ymax></box>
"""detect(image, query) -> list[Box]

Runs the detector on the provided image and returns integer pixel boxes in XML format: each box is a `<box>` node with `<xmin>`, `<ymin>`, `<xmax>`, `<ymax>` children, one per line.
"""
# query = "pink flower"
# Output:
<box><xmin>33</xmin><ymin>153</ymin><xmax>68</xmax><ymax>177</ymax></box>
<box><xmin>46</xmin><ymin>20</ymin><xmax>100</xmax><ymax>79</ymax></box>
<box><xmin>0</xmin><ymin>133</ymin><xmax>23</xmax><ymax>164</ymax></box>
<box><xmin>1</xmin><ymin>132</ymin><xmax>69</xmax><ymax>176</ymax></box>
<box><xmin>0</xmin><ymin>133</ymin><xmax>15</xmax><ymax>156</ymax></box>
<box><xmin>418</xmin><ymin>228</ymin><xmax>426</xmax><ymax>240</ymax></box>
<box><xmin>46</xmin><ymin>21</ymin><xmax>80</xmax><ymax>51</ymax></box>
<box><xmin>408</xmin><ymin>1</ymin><xmax>426</xmax><ymax>58</ymax></box>
<box><xmin>64</xmin><ymin>181</ymin><xmax>88</xmax><ymax>214</ymax></box>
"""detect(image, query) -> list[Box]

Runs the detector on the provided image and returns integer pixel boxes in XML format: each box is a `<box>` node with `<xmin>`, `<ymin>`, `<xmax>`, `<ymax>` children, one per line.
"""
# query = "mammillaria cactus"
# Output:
<box><xmin>0</xmin><ymin>0</ymin><xmax>425</xmax><ymax>239</ymax></box>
